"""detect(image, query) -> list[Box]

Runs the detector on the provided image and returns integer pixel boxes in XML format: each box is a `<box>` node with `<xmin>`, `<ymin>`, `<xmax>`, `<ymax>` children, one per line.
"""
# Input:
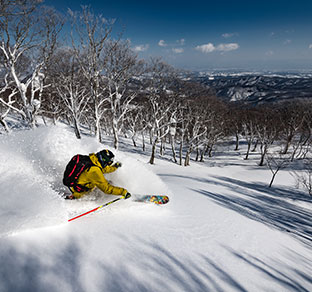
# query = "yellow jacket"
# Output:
<box><xmin>71</xmin><ymin>153</ymin><xmax>128</xmax><ymax>199</ymax></box>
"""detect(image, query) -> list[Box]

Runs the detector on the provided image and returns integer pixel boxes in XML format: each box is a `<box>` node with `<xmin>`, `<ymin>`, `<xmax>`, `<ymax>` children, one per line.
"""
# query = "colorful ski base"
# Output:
<box><xmin>135</xmin><ymin>195</ymin><xmax>169</xmax><ymax>205</ymax></box>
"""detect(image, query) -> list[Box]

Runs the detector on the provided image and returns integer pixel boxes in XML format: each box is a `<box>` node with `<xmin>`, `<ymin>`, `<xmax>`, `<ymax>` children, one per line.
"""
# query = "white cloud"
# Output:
<box><xmin>222</xmin><ymin>33</ymin><xmax>238</xmax><ymax>38</ymax></box>
<box><xmin>133</xmin><ymin>44</ymin><xmax>149</xmax><ymax>52</ymax></box>
<box><xmin>309</xmin><ymin>44</ymin><xmax>312</xmax><ymax>49</ymax></box>
<box><xmin>284</xmin><ymin>39</ymin><xmax>292</xmax><ymax>45</ymax></box>
<box><xmin>195</xmin><ymin>43</ymin><xmax>215</xmax><ymax>53</ymax></box>
<box><xmin>216</xmin><ymin>43</ymin><xmax>239</xmax><ymax>52</ymax></box>
<box><xmin>177</xmin><ymin>38</ymin><xmax>185</xmax><ymax>45</ymax></box>
<box><xmin>172</xmin><ymin>48</ymin><xmax>184</xmax><ymax>54</ymax></box>
<box><xmin>265</xmin><ymin>50</ymin><xmax>274</xmax><ymax>56</ymax></box>
<box><xmin>195</xmin><ymin>42</ymin><xmax>239</xmax><ymax>53</ymax></box>
<box><xmin>158</xmin><ymin>39</ymin><xmax>185</xmax><ymax>48</ymax></box>
<box><xmin>158</xmin><ymin>40</ymin><xmax>167</xmax><ymax>47</ymax></box>
<box><xmin>222</xmin><ymin>33</ymin><xmax>233</xmax><ymax>38</ymax></box>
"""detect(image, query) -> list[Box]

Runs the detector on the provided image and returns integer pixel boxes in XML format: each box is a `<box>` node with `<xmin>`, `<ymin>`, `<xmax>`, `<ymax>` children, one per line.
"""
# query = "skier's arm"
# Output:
<box><xmin>103</xmin><ymin>164</ymin><xmax>119</xmax><ymax>173</ymax></box>
<box><xmin>89</xmin><ymin>167</ymin><xmax>128</xmax><ymax>196</ymax></box>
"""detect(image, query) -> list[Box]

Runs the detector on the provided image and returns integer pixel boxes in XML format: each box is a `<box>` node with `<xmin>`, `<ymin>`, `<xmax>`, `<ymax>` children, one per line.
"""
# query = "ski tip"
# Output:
<box><xmin>133</xmin><ymin>195</ymin><xmax>169</xmax><ymax>205</ymax></box>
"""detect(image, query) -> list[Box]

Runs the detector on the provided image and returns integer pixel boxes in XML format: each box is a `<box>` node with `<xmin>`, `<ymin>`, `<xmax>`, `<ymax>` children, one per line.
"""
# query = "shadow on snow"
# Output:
<box><xmin>197</xmin><ymin>177</ymin><xmax>311</xmax><ymax>246</ymax></box>
<box><xmin>1</xmin><ymin>235</ymin><xmax>311</xmax><ymax>292</ymax></box>
<box><xmin>159</xmin><ymin>173</ymin><xmax>312</xmax><ymax>246</ymax></box>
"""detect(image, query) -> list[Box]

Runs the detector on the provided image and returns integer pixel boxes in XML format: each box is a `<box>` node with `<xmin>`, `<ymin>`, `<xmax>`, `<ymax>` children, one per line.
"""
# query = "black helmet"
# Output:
<box><xmin>96</xmin><ymin>149</ymin><xmax>114</xmax><ymax>168</ymax></box>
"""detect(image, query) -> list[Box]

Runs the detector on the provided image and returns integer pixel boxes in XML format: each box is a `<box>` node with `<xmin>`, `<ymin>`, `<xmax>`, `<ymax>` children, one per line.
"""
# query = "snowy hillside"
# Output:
<box><xmin>0</xmin><ymin>124</ymin><xmax>311</xmax><ymax>292</ymax></box>
<box><xmin>192</xmin><ymin>72</ymin><xmax>312</xmax><ymax>104</ymax></box>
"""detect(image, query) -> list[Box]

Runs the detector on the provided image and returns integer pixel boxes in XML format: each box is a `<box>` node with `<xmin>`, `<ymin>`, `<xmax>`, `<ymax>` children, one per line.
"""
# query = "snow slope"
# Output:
<box><xmin>0</xmin><ymin>124</ymin><xmax>311</xmax><ymax>292</ymax></box>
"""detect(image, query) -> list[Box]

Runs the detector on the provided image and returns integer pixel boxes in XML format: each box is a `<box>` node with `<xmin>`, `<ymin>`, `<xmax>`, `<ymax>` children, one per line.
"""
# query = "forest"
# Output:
<box><xmin>0</xmin><ymin>1</ymin><xmax>311</xmax><ymax>194</ymax></box>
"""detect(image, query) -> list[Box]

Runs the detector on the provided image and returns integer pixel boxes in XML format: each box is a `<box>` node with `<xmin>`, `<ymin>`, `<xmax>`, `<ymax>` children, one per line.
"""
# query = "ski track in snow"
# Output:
<box><xmin>0</xmin><ymin>125</ymin><xmax>311</xmax><ymax>292</ymax></box>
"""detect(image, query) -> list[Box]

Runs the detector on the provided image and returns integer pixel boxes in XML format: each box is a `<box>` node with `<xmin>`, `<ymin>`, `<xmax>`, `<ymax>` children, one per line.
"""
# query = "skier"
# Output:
<box><xmin>63</xmin><ymin>149</ymin><xmax>131</xmax><ymax>200</ymax></box>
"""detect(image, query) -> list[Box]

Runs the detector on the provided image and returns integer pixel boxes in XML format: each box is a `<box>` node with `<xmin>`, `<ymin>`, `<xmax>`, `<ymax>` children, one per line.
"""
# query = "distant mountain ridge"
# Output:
<box><xmin>191</xmin><ymin>71</ymin><xmax>312</xmax><ymax>104</ymax></box>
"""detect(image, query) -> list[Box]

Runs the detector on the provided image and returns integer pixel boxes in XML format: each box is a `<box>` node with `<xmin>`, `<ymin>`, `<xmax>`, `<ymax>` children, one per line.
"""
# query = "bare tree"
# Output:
<box><xmin>289</xmin><ymin>102</ymin><xmax>312</xmax><ymax>161</ymax></box>
<box><xmin>49</xmin><ymin>48</ymin><xmax>90</xmax><ymax>139</ymax></box>
<box><xmin>176</xmin><ymin>104</ymin><xmax>192</xmax><ymax>165</ymax></box>
<box><xmin>0</xmin><ymin>67</ymin><xmax>20</xmax><ymax>131</ymax></box>
<box><xmin>241</xmin><ymin>107</ymin><xmax>258</xmax><ymax>160</ymax></box>
<box><xmin>124</xmin><ymin>106</ymin><xmax>146</xmax><ymax>148</ymax></box>
<box><xmin>292</xmin><ymin>159</ymin><xmax>312</xmax><ymax>196</ymax></box>
<box><xmin>266</xmin><ymin>151</ymin><xmax>291</xmax><ymax>187</ymax></box>
<box><xmin>184</xmin><ymin>112</ymin><xmax>207</xmax><ymax>166</ymax></box>
<box><xmin>0</xmin><ymin>1</ymin><xmax>63</xmax><ymax>127</ymax></box>
<box><xmin>142</xmin><ymin>59</ymin><xmax>178</xmax><ymax>164</ymax></box>
<box><xmin>202</xmin><ymin>97</ymin><xmax>228</xmax><ymax>159</ymax></box>
<box><xmin>228</xmin><ymin>103</ymin><xmax>243</xmax><ymax>151</ymax></box>
<box><xmin>255</xmin><ymin>106</ymin><xmax>280</xmax><ymax>166</ymax></box>
<box><xmin>147</xmin><ymin>97</ymin><xmax>176</xmax><ymax>164</ymax></box>
<box><xmin>40</xmin><ymin>89</ymin><xmax>63</xmax><ymax>125</ymax></box>
<box><xmin>0</xmin><ymin>84</ymin><xmax>18</xmax><ymax>132</ymax></box>
<box><xmin>103</xmin><ymin>40</ymin><xmax>143</xmax><ymax>149</ymax></box>
<box><xmin>278</xmin><ymin>101</ymin><xmax>306</xmax><ymax>155</ymax></box>
<box><xmin>69</xmin><ymin>6</ymin><xmax>113</xmax><ymax>141</ymax></box>
<box><xmin>169</xmin><ymin>116</ymin><xmax>178</xmax><ymax>163</ymax></box>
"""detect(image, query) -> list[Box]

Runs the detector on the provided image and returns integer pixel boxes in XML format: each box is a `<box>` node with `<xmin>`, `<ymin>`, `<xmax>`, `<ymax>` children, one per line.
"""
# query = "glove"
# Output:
<box><xmin>123</xmin><ymin>192</ymin><xmax>131</xmax><ymax>200</ymax></box>
<box><xmin>64</xmin><ymin>194</ymin><xmax>75</xmax><ymax>200</ymax></box>
<box><xmin>113</xmin><ymin>162</ymin><xmax>122</xmax><ymax>168</ymax></box>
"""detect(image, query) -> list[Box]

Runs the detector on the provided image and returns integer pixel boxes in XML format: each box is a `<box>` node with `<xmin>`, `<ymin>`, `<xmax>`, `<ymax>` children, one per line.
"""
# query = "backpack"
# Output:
<box><xmin>63</xmin><ymin>154</ymin><xmax>94</xmax><ymax>193</ymax></box>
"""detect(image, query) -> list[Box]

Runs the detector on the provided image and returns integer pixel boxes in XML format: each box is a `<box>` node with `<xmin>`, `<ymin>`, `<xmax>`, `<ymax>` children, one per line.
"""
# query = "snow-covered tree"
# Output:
<box><xmin>0</xmin><ymin>1</ymin><xmax>63</xmax><ymax>127</ymax></box>
<box><xmin>0</xmin><ymin>78</ymin><xmax>18</xmax><ymax>132</ymax></box>
<box><xmin>147</xmin><ymin>96</ymin><xmax>176</xmax><ymax>165</ymax></box>
<box><xmin>202</xmin><ymin>97</ymin><xmax>229</xmax><ymax>160</ymax></box>
<box><xmin>143</xmin><ymin>59</ymin><xmax>178</xmax><ymax>165</ymax></box>
<box><xmin>124</xmin><ymin>107</ymin><xmax>146</xmax><ymax>148</ymax></box>
<box><xmin>103</xmin><ymin>40</ymin><xmax>143</xmax><ymax>149</ymax></box>
<box><xmin>169</xmin><ymin>116</ymin><xmax>178</xmax><ymax>163</ymax></box>
<box><xmin>176</xmin><ymin>104</ymin><xmax>191</xmax><ymax>166</ymax></box>
<box><xmin>49</xmin><ymin>48</ymin><xmax>90</xmax><ymax>139</ymax></box>
<box><xmin>184</xmin><ymin>108</ymin><xmax>207</xmax><ymax>166</ymax></box>
<box><xmin>69</xmin><ymin>6</ymin><xmax>113</xmax><ymax>142</ymax></box>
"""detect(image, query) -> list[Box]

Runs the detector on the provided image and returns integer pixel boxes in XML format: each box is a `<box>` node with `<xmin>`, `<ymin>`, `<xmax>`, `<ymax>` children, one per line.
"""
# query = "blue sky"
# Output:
<box><xmin>44</xmin><ymin>0</ymin><xmax>312</xmax><ymax>71</ymax></box>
